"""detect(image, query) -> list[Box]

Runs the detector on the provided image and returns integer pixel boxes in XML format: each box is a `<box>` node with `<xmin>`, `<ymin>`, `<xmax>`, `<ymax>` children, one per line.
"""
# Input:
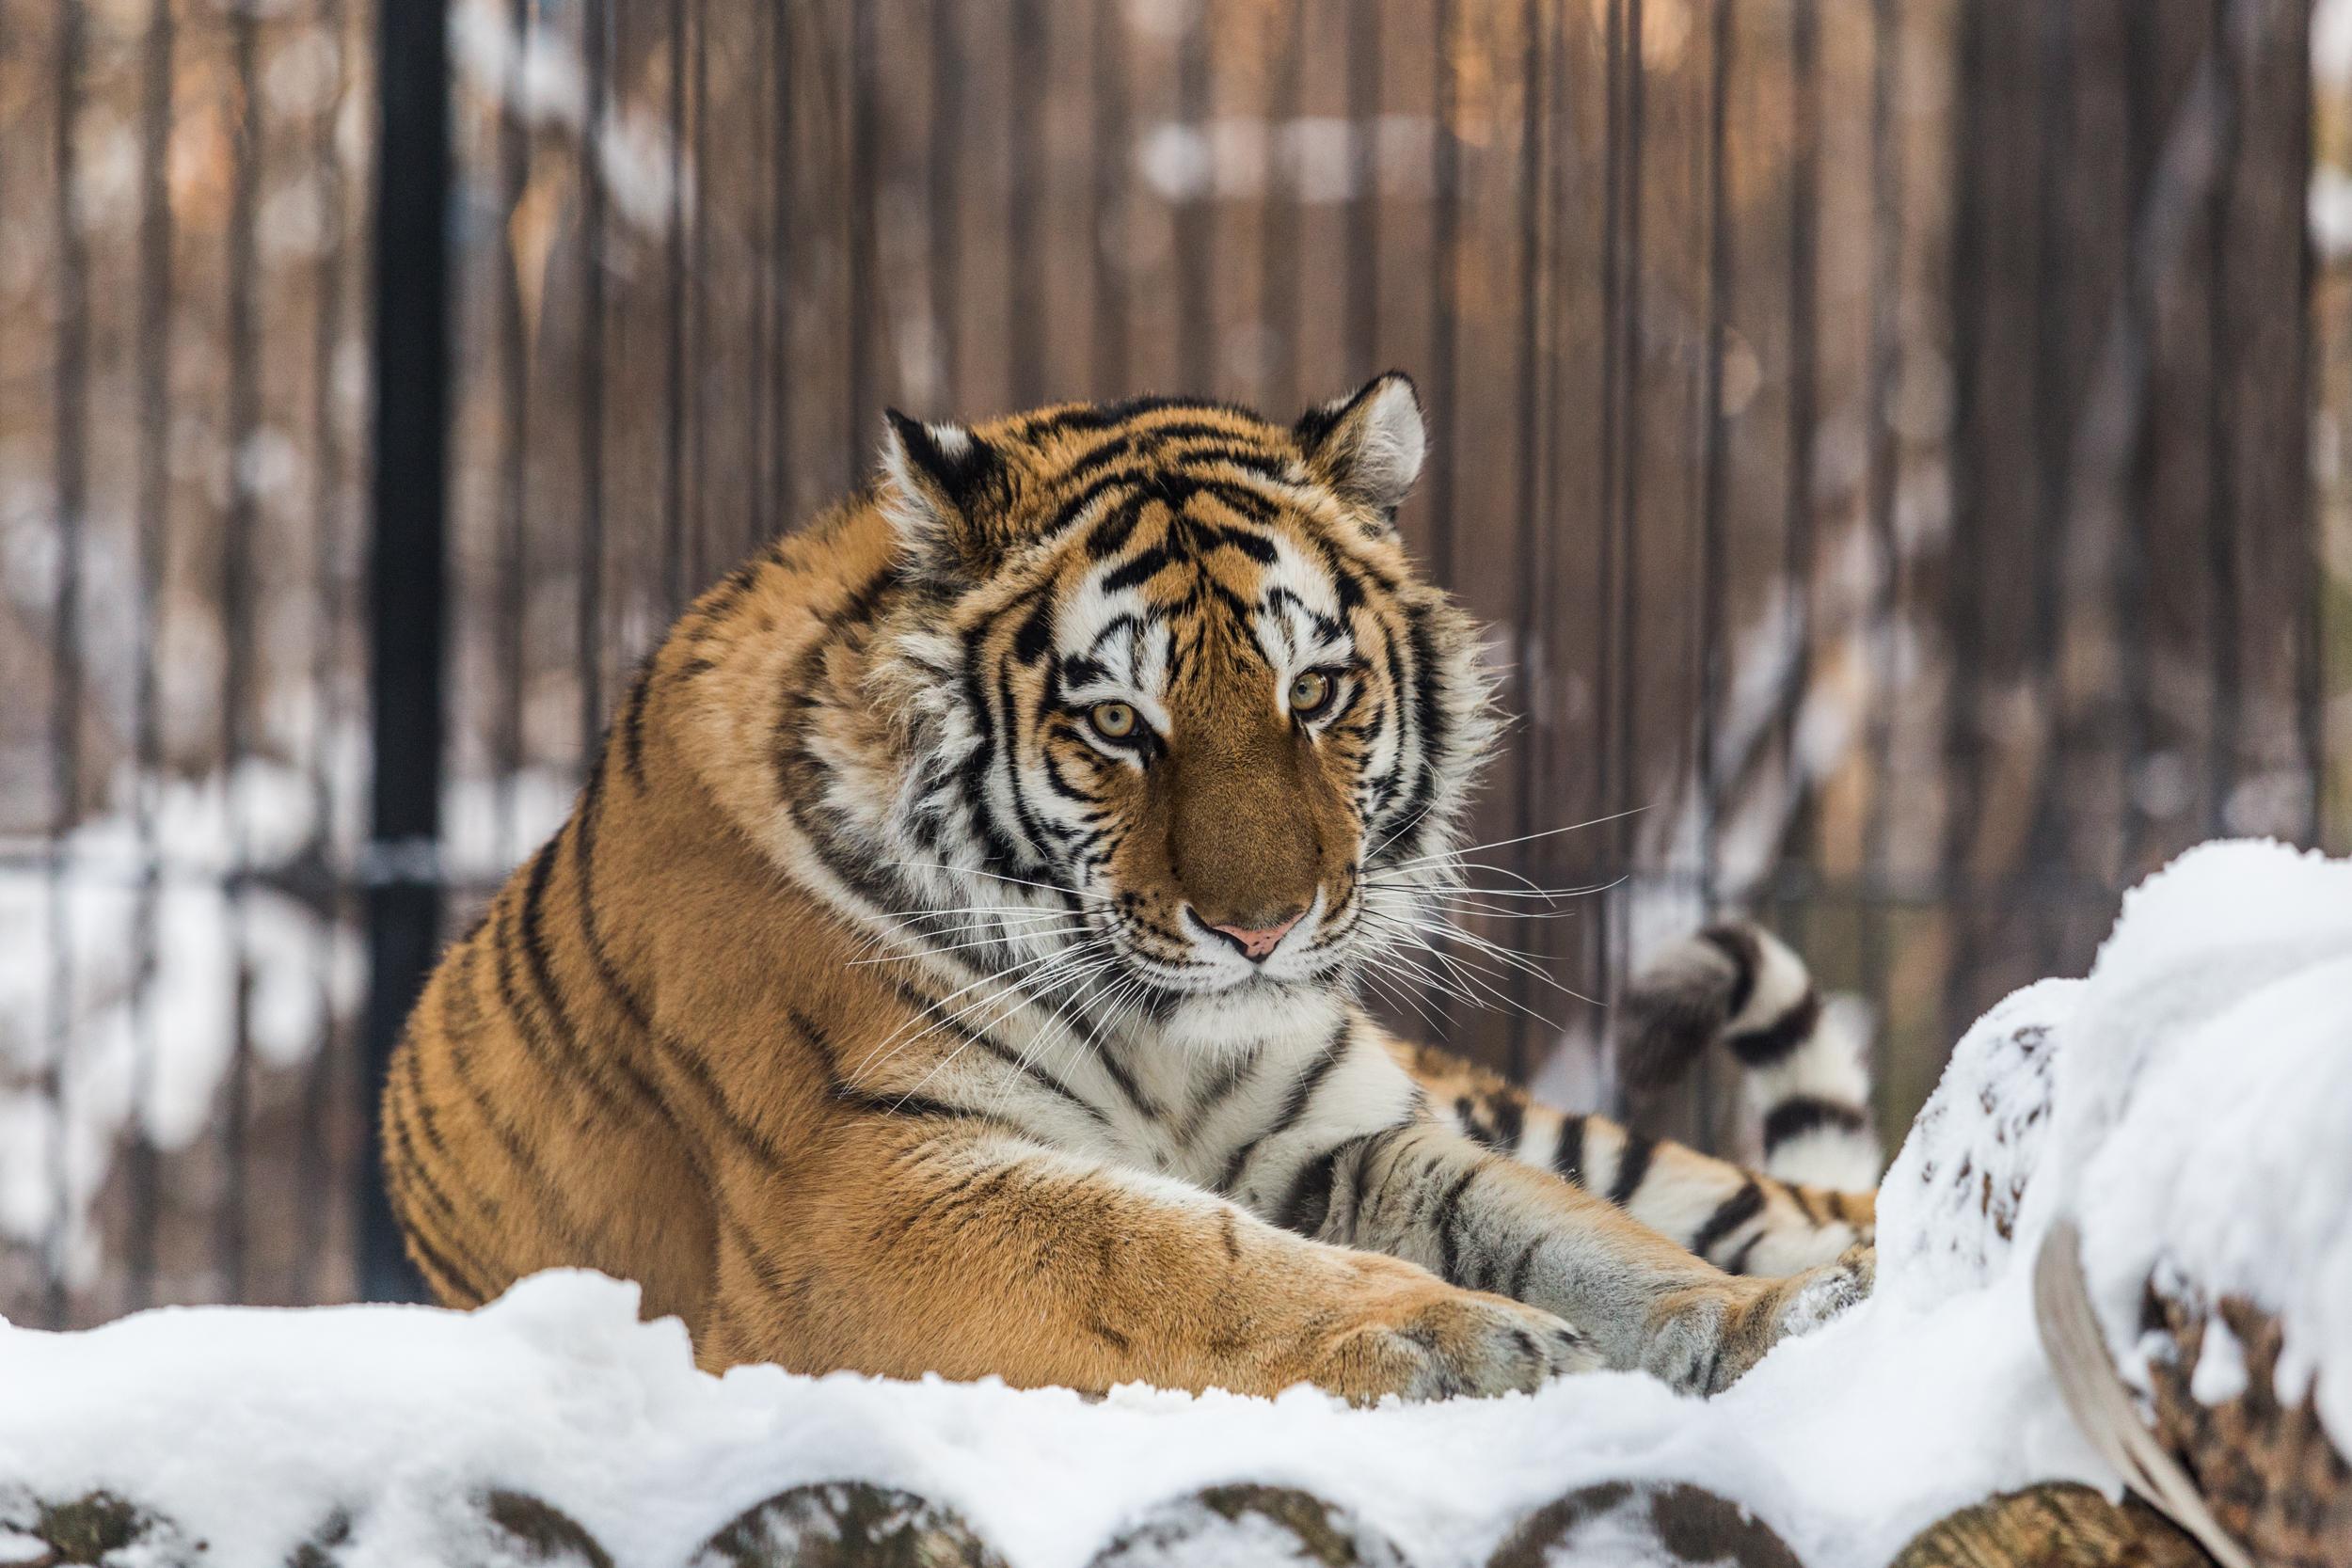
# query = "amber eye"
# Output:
<box><xmin>1089</xmin><ymin>701</ymin><xmax>1139</xmax><ymax>740</ymax></box>
<box><xmin>1289</xmin><ymin>670</ymin><xmax>1337</xmax><ymax>717</ymax></box>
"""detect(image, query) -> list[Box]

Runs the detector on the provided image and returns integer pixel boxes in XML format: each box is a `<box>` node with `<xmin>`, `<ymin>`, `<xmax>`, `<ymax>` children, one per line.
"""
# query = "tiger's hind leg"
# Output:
<box><xmin>1390</xmin><ymin>918</ymin><xmax>1880</xmax><ymax>1277</ymax></box>
<box><xmin>1393</xmin><ymin>1036</ymin><xmax>1872</xmax><ymax>1277</ymax></box>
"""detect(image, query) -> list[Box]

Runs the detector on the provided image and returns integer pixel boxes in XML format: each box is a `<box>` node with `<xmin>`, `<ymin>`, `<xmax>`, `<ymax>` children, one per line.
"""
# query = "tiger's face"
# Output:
<box><xmin>875</xmin><ymin>374</ymin><xmax>1494</xmax><ymax>1030</ymax></box>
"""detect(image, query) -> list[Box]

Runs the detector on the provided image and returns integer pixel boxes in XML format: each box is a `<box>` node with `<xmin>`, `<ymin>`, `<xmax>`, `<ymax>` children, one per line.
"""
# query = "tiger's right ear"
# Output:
<box><xmin>1295</xmin><ymin>371</ymin><xmax>1426</xmax><ymax>531</ymax></box>
<box><xmin>879</xmin><ymin>409</ymin><xmax>1012</xmax><ymax>582</ymax></box>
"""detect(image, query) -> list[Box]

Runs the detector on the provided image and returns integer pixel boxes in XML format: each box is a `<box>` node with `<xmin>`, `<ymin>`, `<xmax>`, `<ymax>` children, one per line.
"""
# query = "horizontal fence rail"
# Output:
<box><xmin>0</xmin><ymin>0</ymin><xmax>2344</xmax><ymax>1324</ymax></box>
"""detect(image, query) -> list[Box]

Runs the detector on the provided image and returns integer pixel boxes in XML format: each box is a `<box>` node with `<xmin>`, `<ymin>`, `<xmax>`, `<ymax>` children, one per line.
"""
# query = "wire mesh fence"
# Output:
<box><xmin>1</xmin><ymin>0</ymin><xmax>2345</xmax><ymax>1325</ymax></box>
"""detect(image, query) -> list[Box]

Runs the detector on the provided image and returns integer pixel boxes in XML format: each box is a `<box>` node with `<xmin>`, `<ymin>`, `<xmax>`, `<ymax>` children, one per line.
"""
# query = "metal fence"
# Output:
<box><xmin>1</xmin><ymin>0</ymin><xmax>2345</xmax><ymax>1325</ymax></box>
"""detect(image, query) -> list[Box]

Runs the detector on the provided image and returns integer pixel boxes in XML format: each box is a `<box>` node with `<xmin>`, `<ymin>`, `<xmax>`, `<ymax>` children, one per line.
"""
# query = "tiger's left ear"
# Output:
<box><xmin>1294</xmin><ymin>372</ymin><xmax>1426</xmax><ymax>528</ymax></box>
<box><xmin>879</xmin><ymin>409</ymin><xmax>1014</xmax><ymax>581</ymax></box>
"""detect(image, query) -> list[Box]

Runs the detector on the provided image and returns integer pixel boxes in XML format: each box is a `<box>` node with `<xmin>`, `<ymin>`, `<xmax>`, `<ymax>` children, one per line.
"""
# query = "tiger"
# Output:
<box><xmin>381</xmin><ymin>372</ymin><xmax>1880</xmax><ymax>1404</ymax></box>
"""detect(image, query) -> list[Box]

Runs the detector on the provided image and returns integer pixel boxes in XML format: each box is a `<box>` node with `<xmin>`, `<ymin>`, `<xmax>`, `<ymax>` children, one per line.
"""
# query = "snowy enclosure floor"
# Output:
<box><xmin>2</xmin><ymin>840</ymin><xmax>2345</xmax><ymax>1568</ymax></box>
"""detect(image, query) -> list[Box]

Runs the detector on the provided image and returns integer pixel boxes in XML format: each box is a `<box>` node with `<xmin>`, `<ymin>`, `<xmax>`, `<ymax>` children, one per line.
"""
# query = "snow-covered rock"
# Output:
<box><xmin>0</xmin><ymin>840</ymin><xmax>2344</xmax><ymax>1567</ymax></box>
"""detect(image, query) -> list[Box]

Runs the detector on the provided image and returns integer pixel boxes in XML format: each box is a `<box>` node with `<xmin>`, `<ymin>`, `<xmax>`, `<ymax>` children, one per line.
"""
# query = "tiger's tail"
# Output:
<box><xmin>1620</xmin><ymin>921</ymin><xmax>1881</xmax><ymax>1192</ymax></box>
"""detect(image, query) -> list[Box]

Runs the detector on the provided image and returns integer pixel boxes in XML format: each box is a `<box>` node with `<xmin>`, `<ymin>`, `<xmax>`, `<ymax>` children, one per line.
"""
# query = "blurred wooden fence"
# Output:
<box><xmin>0</xmin><ymin>0</ymin><xmax>2344</xmax><ymax>1323</ymax></box>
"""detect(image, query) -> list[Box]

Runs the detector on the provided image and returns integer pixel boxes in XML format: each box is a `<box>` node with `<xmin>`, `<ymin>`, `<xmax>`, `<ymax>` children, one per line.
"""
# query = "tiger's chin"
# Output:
<box><xmin>1153</xmin><ymin>972</ymin><xmax>1352</xmax><ymax>1054</ymax></box>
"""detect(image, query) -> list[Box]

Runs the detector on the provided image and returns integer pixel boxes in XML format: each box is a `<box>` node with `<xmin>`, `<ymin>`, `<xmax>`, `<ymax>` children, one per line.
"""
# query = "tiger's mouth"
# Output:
<box><xmin>1091</xmin><ymin>885</ymin><xmax>1368</xmax><ymax>1004</ymax></box>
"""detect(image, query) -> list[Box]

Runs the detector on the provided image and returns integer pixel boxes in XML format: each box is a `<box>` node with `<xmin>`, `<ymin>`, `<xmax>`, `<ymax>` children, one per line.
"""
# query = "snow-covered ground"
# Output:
<box><xmin>0</xmin><ymin>840</ymin><xmax>2344</xmax><ymax>1568</ymax></box>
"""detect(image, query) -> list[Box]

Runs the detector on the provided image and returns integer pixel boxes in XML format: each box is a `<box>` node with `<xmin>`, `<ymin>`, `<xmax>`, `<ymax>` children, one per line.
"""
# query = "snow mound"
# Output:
<box><xmin>2042</xmin><ymin>841</ymin><xmax>2352</xmax><ymax>1449</ymax></box>
<box><xmin>0</xmin><ymin>840</ymin><xmax>2344</xmax><ymax>1567</ymax></box>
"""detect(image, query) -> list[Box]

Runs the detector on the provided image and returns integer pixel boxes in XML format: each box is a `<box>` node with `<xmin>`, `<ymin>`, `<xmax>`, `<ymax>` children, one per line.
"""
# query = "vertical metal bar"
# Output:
<box><xmin>1542</xmin><ymin>0</ymin><xmax>1573</xmax><ymax>1018</ymax></box>
<box><xmin>1859</xmin><ymin>0</ymin><xmax>1904</xmax><ymax>1137</ymax></box>
<box><xmin>2025</xmin><ymin>0</ymin><xmax>2074</xmax><ymax>974</ymax></box>
<box><xmin>1778</xmin><ymin>0</ymin><xmax>1819</xmax><ymax>911</ymax></box>
<box><xmin>1089</xmin><ymin>0</ymin><xmax>1128</xmax><ymax>394</ymax></box>
<box><xmin>665</xmin><ymin>0</ymin><xmax>689</xmax><ymax>615</ymax></box>
<box><xmin>1939</xmin><ymin>0</ymin><xmax>1988</xmax><ymax>1052</ymax></box>
<box><xmin>1593</xmin><ymin>0</ymin><xmax>1625</xmax><ymax>1108</ymax></box>
<box><xmin>753</xmin><ymin>0</ymin><xmax>771</xmax><ymax>543</ymax></box>
<box><xmin>499</xmin><ymin>0</ymin><xmax>531</xmax><ymax>858</ymax></box>
<box><xmin>1344</xmin><ymin>0</ymin><xmax>1382</xmax><ymax>371</ymax></box>
<box><xmin>2296</xmin><ymin>19</ymin><xmax>2326</xmax><ymax>852</ymax></box>
<box><xmin>752</xmin><ymin>1</ymin><xmax>773</xmax><ymax>544</ymax></box>
<box><xmin>774</xmin><ymin>1</ymin><xmax>797</xmax><ymax>498</ymax></box>
<box><xmin>931</xmin><ymin>0</ymin><xmax>962</xmax><ymax>404</ymax></box>
<box><xmin>580</xmin><ymin>0</ymin><xmax>609</xmax><ymax>756</ymax></box>
<box><xmin>690</xmin><ymin>0</ymin><xmax>709</xmax><ymax>577</ymax></box>
<box><xmin>44</xmin><ymin>0</ymin><xmax>90</xmax><ymax>1329</ymax></box>
<box><xmin>359</xmin><ymin>0</ymin><xmax>453</xmax><ymax>1305</ymax></box>
<box><xmin>1174</xmin><ymin>0</ymin><xmax>1212</xmax><ymax>392</ymax></box>
<box><xmin>220</xmin><ymin>0</ymin><xmax>263</xmax><ymax>1305</ymax></box>
<box><xmin>1691</xmin><ymin>0</ymin><xmax>1735</xmax><ymax>1147</ymax></box>
<box><xmin>1612</xmin><ymin>0</ymin><xmax>1645</xmax><ymax>1109</ymax></box>
<box><xmin>2116</xmin><ymin>0</ymin><xmax>2156</xmax><ymax>878</ymax></box>
<box><xmin>1505</xmin><ymin>0</ymin><xmax>1547</xmax><ymax>1083</ymax></box>
<box><xmin>1009</xmin><ymin>0</ymin><xmax>1047</xmax><ymax>404</ymax></box>
<box><xmin>301</xmin><ymin>0</ymin><xmax>356</xmax><ymax>1306</ymax></box>
<box><xmin>851</xmin><ymin>0</ymin><xmax>881</xmax><ymax>445</ymax></box>
<box><xmin>1418</xmin><ymin>0</ymin><xmax>1462</xmax><ymax>1037</ymax></box>
<box><xmin>1696</xmin><ymin>0</ymin><xmax>1732</xmax><ymax>913</ymax></box>
<box><xmin>2204</xmin><ymin>0</ymin><xmax>2239</xmax><ymax>838</ymax></box>
<box><xmin>125</xmin><ymin>0</ymin><xmax>177</xmax><ymax>1313</ymax></box>
<box><xmin>1426</xmin><ymin>0</ymin><xmax>1459</xmax><ymax>580</ymax></box>
<box><xmin>1259</xmin><ymin>0</ymin><xmax>1305</xmax><ymax>412</ymax></box>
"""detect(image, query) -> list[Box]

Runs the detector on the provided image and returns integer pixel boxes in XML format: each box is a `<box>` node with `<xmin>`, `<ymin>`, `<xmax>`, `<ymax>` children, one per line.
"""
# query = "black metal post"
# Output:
<box><xmin>359</xmin><ymin>0</ymin><xmax>451</xmax><ymax>1304</ymax></box>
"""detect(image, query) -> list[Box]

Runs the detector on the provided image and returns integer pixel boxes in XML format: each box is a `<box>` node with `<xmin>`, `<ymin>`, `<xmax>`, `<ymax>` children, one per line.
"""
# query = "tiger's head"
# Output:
<box><xmin>870</xmin><ymin>373</ymin><xmax>1495</xmax><ymax>1038</ymax></box>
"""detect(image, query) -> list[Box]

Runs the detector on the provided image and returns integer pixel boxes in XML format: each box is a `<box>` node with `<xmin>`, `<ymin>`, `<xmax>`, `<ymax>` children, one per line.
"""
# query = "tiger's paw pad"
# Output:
<box><xmin>1775</xmin><ymin>1245</ymin><xmax>1875</xmax><ymax>1337</ymax></box>
<box><xmin>1318</xmin><ymin>1287</ymin><xmax>1598</xmax><ymax>1404</ymax></box>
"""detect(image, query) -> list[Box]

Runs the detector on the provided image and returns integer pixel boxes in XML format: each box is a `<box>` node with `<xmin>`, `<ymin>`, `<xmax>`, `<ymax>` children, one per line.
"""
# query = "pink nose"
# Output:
<box><xmin>1201</xmin><ymin>908</ymin><xmax>1305</xmax><ymax>961</ymax></box>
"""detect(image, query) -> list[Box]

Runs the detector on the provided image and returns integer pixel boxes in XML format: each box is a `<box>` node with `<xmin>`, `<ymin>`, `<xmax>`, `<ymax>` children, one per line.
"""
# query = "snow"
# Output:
<box><xmin>0</xmin><ymin>1268</ymin><xmax>2091</xmax><ymax>1568</ymax></box>
<box><xmin>1</xmin><ymin>840</ymin><xmax>2344</xmax><ymax>1566</ymax></box>
<box><xmin>2037</xmin><ymin>841</ymin><xmax>2352</xmax><ymax>1449</ymax></box>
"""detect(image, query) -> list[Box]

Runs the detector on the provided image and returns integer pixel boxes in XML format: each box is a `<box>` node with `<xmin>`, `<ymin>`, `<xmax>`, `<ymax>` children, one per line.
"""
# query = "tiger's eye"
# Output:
<box><xmin>1089</xmin><ymin>701</ymin><xmax>1138</xmax><ymax>739</ymax></box>
<box><xmin>1289</xmin><ymin>671</ymin><xmax>1334</xmax><ymax>716</ymax></box>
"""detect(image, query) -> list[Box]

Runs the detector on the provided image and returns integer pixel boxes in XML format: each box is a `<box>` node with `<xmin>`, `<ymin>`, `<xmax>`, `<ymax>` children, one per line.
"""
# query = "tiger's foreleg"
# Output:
<box><xmin>699</xmin><ymin>1117</ymin><xmax>1597</xmax><ymax>1402</ymax></box>
<box><xmin>1292</xmin><ymin>1117</ymin><xmax>1870</xmax><ymax>1395</ymax></box>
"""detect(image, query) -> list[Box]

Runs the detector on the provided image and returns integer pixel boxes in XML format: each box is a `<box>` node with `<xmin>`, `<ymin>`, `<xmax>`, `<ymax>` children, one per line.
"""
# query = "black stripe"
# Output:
<box><xmin>1278</xmin><ymin>1142</ymin><xmax>1347</xmax><ymax>1237</ymax></box>
<box><xmin>403</xmin><ymin>1220</ymin><xmax>485</xmax><ymax>1307</ymax></box>
<box><xmin>1725</xmin><ymin>1229</ymin><xmax>1768</xmax><ymax>1276</ymax></box>
<box><xmin>1217</xmin><ymin>1033</ymin><xmax>1347</xmax><ymax>1194</ymax></box>
<box><xmin>1700</xmin><ymin>923</ymin><xmax>1763</xmax><ymax>1018</ymax></box>
<box><xmin>1102</xmin><ymin>546</ymin><xmax>1172</xmax><ymax>593</ymax></box>
<box><xmin>1505</xmin><ymin>1239</ymin><xmax>1541</xmax><ymax>1301</ymax></box>
<box><xmin>1688</xmin><ymin>1180</ymin><xmax>1765</xmax><ymax>1262</ymax></box>
<box><xmin>1432</xmin><ymin>1164</ymin><xmax>1486</xmax><ymax>1285</ymax></box>
<box><xmin>1762</xmin><ymin>1095</ymin><xmax>1870</xmax><ymax>1152</ymax></box>
<box><xmin>1726</xmin><ymin>987</ymin><xmax>1821</xmax><ymax>1068</ymax></box>
<box><xmin>384</xmin><ymin>1066</ymin><xmax>503</xmax><ymax>1292</ymax></box>
<box><xmin>1093</xmin><ymin>1040</ymin><xmax>1162</xmax><ymax>1119</ymax></box>
<box><xmin>1487</xmin><ymin>1094</ymin><xmax>1525</xmax><ymax>1154</ymax></box>
<box><xmin>431</xmin><ymin>963</ymin><xmax>590</xmax><ymax>1253</ymax></box>
<box><xmin>874</xmin><ymin>978</ymin><xmax>1106</xmax><ymax>1125</ymax></box>
<box><xmin>1084</xmin><ymin>491</ymin><xmax>1148</xmax><ymax>559</ymax></box>
<box><xmin>1551</xmin><ymin>1115</ymin><xmax>1587</xmax><ymax>1185</ymax></box>
<box><xmin>618</xmin><ymin>660</ymin><xmax>656</xmax><ymax>791</ymax></box>
<box><xmin>1605</xmin><ymin>1131</ymin><xmax>1657</xmax><ymax>1208</ymax></box>
<box><xmin>832</xmin><ymin>1085</ymin><xmax>990</xmax><ymax>1123</ymax></box>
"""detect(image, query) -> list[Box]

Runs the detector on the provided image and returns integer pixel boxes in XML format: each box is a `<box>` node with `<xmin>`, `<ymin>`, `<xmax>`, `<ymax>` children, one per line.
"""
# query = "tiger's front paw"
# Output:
<box><xmin>1646</xmin><ymin>1245</ymin><xmax>1874</xmax><ymax>1397</ymax></box>
<box><xmin>1311</xmin><ymin>1267</ymin><xmax>1600</xmax><ymax>1404</ymax></box>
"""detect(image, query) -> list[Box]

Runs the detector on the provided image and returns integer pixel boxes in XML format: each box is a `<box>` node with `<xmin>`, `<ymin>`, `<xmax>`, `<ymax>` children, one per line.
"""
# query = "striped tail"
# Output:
<box><xmin>1620</xmin><ymin>921</ymin><xmax>1881</xmax><ymax>1192</ymax></box>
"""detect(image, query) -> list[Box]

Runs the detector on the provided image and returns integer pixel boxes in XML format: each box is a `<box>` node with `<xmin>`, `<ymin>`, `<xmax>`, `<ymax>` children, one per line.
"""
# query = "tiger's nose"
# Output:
<box><xmin>1193</xmin><ymin>906</ymin><xmax>1307</xmax><ymax>961</ymax></box>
